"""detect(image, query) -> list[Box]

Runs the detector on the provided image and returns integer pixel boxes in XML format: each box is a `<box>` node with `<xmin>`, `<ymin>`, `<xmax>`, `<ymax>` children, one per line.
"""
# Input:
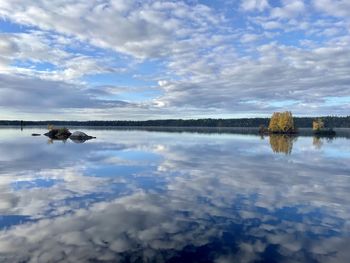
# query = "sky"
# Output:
<box><xmin>0</xmin><ymin>0</ymin><xmax>349</xmax><ymax>120</ymax></box>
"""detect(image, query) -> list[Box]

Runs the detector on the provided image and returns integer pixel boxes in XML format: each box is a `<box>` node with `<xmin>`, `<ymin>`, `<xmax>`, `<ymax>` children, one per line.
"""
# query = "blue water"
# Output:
<box><xmin>0</xmin><ymin>128</ymin><xmax>349</xmax><ymax>262</ymax></box>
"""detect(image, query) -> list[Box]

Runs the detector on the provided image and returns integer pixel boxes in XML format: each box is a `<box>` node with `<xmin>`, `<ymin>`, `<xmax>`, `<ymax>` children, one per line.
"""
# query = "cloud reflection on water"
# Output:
<box><xmin>0</xmin><ymin>129</ymin><xmax>349</xmax><ymax>262</ymax></box>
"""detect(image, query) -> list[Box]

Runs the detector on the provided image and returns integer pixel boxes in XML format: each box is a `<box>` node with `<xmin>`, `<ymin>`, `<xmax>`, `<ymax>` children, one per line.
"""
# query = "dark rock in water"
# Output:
<box><xmin>44</xmin><ymin>129</ymin><xmax>95</xmax><ymax>143</ymax></box>
<box><xmin>69</xmin><ymin>131</ymin><xmax>96</xmax><ymax>143</ymax></box>
<box><xmin>70</xmin><ymin>131</ymin><xmax>96</xmax><ymax>139</ymax></box>
<box><xmin>31</xmin><ymin>133</ymin><xmax>41</xmax><ymax>136</ymax></box>
<box><xmin>44</xmin><ymin>128</ymin><xmax>72</xmax><ymax>140</ymax></box>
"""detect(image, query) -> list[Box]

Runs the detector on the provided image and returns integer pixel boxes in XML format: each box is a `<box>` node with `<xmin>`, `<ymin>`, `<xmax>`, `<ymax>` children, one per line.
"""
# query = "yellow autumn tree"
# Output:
<box><xmin>268</xmin><ymin>112</ymin><xmax>281</xmax><ymax>132</ymax></box>
<box><xmin>279</xmin><ymin>111</ymin><xmax>294</xmax><ymax>132</ymax></box>
<box><xmin>268</xmin><ymin>111</ymin><xmax>296</xmax><ymax>133</ymax></box>
<box><xmin>312</xmin><ymin>119</ymin><xmax>324</xmax><ymax>131</ymax></box>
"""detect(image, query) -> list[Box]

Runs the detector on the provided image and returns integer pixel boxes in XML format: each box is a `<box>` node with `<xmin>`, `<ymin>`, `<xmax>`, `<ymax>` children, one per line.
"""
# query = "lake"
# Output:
<box><xmin>0</xmin><ymin>127</ymin><xmax>349</xmax><ymax>262</ymax></box>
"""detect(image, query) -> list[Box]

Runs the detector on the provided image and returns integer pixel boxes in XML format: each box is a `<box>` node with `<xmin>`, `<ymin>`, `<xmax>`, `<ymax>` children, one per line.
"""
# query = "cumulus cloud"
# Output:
<box><xmin>241</xmin><ymin>0</ymin><xmax>270</xmax><ymax>12</ymax></box>
<box><xmin>0</xmin><ymin>32</ymin><xmax>127</xmax><ymax>82</ymax></box>
<box><xmin>155</xmin><ymin>40</ymin><xmax>350</xmax><ymax>115</ymax></box>
<box><xmin>240</xmin><ymin>33</ymin><xmax>261</xmax><ymax>43</ymax></box>
<box><xmin>270</xmin><ymin>0</ymin><xmax>306</xmax><ymax>19</ymax></box>
<box><xmin>313</xmin><ymin>0</ymin><xmax>350</xmax><ymax>17</ymax></box>
<box><xmin>0</xmin><ymin>0</ymin><xmax>221</xmax><ymax>59</ymax></box>
<box><xmin>0</xmin><ymin>0</ymin><xmax>349</xmax><ymax>118</ymax></box>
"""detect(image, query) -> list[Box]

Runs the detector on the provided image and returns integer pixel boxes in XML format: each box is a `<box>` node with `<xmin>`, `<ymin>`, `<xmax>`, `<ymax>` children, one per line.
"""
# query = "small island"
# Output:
<box><xmin>312</xmin><ymin>118</ymin><xmax>336</xmax><ymax>136</ymax></box>
<box><xmin>259</xmin><ymin>111</ymin><xmax>297</xmax><ymax>134</ymax></box>
<box><xmin>259</xmin><ymin>112</ymin><xmax>337</xmax><ymax>137</ymax></box>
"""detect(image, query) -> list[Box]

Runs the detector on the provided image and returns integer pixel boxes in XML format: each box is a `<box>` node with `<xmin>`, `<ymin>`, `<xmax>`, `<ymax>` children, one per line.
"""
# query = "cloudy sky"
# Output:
<box><xmin>0</xmin><ymin>0</ymin><xmax>349</xmax><ymax>120</ymax></box>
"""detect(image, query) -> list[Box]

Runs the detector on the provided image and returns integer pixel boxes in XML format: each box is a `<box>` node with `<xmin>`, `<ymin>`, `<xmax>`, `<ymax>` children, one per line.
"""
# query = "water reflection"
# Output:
<box><xmin>313</xmin><ymin>136</ymin><xmax>335</xmax><ymax>150</ymax></box>
<box><xmin>267</xmin><ymin>135</ymin><xmax>336</xmax><ymax>154</ymax></box>
<box><xmin>269</xmin><ymin>134</ymin><xmax>296</xmax><ymax>155</ymax></box>
<box><xmin>47</xmin><ymin>138</ymin><xmax>67</xmax><ymax>144</ymax></box>
<box><xmin>0</xmin><ymin>128</ymin><xmax>349</xmax><ymax>262</ymax></box>
<box><xmin>313</xmin><ymin>136</ymin><xmax>323</xmax><ymax>149</ymax></box>
<box><xmin>47</xmin><ymin>137</ymin><xmax>93</xmax><ymax>144</ymax></box>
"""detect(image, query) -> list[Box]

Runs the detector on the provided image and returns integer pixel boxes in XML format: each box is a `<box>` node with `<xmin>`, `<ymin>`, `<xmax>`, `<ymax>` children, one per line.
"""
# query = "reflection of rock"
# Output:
<box><xmin>70</xmin><ymin>137</ymin><xmax>92</xmax><ymax>144</ymax></box>
<box><xmin>69</xmin><ymin>131</ymin><xmax>96</xmax><ymax>143</ymax></box>
<box><xmin>44</xmin><ymin>128</ymin><xmax>72</xmax><ymax>140</ymax></box>
<box><xmin>269</xmin><ymin>134</ymin><xmax>295</xmax><ymax>155</ymax></box>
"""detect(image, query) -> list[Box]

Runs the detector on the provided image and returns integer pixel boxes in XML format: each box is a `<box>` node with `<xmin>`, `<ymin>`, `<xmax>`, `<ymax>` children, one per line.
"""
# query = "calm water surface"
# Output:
<box><xmin>0</xmin><ymin>128</ymin><xmax>349</xmax><ymax>262</ymax></box>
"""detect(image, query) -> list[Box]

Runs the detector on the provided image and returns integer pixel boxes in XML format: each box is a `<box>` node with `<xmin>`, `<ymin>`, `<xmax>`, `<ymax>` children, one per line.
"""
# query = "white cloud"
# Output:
<box><xmin>313</xmin><ymin>0</ymin><xmax>350</xmax><ymax>17</ymax></box>
<box><xmin>155</xmin><ymin>39</ymin><xmax>350</xmax><ymax>115</ymax></box>
<box><xmin>270</xmin><ymin>0</ymin><xmax>306</xmax><ymax>19</ymax></box>
<box><xmin>261</xmin><ymin>20</ymin><xmax>283</xmax><ymax>29</ymax></box>
<box><xmin>241</xmin><ymin>0</ymin><xmax>270</xmax><ymax>12</ymax></box>
<box><xmin>240</xmin><ymin>33</ymin><xmax>260</xmax><ymax>43</ymax></box>
<box><xmin>0</xmin><ymin>31</ymin><xmax>131</xmax><ymax>83</ymax></box>
<box><xmin>0</xmin><ymin>0</ymin><xmax>222</xmax><ymax>60</ymax></box>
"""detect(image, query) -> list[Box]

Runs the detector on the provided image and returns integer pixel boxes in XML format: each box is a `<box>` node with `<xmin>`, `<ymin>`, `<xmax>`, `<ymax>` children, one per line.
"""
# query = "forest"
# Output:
<box><xmin>0</xmin><ymin>116</ymin><xmax>349</xmax><ymax>128</ymax></box>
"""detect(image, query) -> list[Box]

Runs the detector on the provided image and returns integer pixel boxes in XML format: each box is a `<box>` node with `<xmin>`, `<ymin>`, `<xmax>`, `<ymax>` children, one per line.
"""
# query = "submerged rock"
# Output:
<box><xmin>31</xmin><ymin>133</ymin><xmax>41</xmax><ymax>136</ymax></box>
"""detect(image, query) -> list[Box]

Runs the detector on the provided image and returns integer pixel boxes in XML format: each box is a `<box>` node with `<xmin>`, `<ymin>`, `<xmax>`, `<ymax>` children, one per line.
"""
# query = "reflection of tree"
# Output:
<box><xmin>313</xmin><ymin>136</ymin><xmax>323</xmax><ymax>149</ymax></box>
<box><xmin>269</xmin><ymin>135</ymin><xmax>295</xmax><ymax>155</ymax></box>
<box><xmin>47</xmin><ymin>139</ymin><xmax>67</xmax><ymax>144</ymax></box>
<box><xmin>313</xmin><ymin>136</ymin><xmax>334</xmax><ymax>150</ymax></box>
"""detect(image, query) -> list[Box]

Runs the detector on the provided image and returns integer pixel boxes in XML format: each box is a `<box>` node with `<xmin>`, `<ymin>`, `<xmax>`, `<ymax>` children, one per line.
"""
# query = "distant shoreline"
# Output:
<box><xmin>0</xmin><ymin>116</ymin><xmax>350</xmax><ymax>128</ymax></box>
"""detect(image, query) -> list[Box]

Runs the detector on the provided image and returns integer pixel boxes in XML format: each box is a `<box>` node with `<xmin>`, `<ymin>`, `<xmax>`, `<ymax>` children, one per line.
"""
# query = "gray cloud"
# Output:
<box><xmin>156</xmin><ymin>41</ymin><xmax>350</xmax><ymax>115</ymax></box>
<box><xmin>313</xmin><ymin>0</ymin><xmax>350</xmax><ymax>18</ymax></box>
<box><xmin>0</xmin><ymin>74</ymin><xmax>130</xmax><ymax>110</ymax></box>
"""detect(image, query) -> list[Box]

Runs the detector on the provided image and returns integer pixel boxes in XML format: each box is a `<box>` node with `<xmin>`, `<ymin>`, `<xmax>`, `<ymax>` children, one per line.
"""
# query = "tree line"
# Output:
<box><xmin>0</xmin><ymin>116</ymin><xmax>349</xmax><ymax>128</ymax></box>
